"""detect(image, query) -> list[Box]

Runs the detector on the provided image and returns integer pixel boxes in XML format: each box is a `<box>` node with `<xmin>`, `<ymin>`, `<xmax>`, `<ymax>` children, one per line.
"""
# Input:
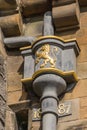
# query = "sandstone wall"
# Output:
<box><xmin>0</xmin><ymin>0</ymin><xmax>87</xmax><ymax>130</ymax></box>
<box><xmin>0</xmin><ymin>29</ymin><xmax>6</xmax><ymax>130</ymax></box>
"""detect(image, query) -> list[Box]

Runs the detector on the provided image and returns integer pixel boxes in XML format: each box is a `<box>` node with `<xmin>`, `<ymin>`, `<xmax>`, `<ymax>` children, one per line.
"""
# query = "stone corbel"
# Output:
<box><xmin>0</xmin><ymin>0</ymin><xmax>17</xmax><ymax>11</ymax></box>
<box><xmin>0</xmin><ymin>13</ymin><xmax>23</xmax><ymax>37</ymax></box>
<box><xmin>52</xmin><ymin>0</ymin><xmax>80</xmax><ymax>31</ymax></box>
<box><xmin>52</xmin><ymin>0</ymin><xmax>76</xmax><ymax>7</ymax></box>
<box><xmin>18</xmin><ymin>0</ymin><xmax>51</xmax><ymax>17</ymax></box>
<box><xmin>78</xmin><ymin>0</ymin><xmax>87</xmax><ymax>6</ymax></box>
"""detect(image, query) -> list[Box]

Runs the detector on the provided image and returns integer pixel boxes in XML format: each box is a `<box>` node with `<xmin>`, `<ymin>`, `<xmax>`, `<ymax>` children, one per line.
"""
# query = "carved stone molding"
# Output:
<box><xmin>52</xmin><ymin>2</ymin><xmax>80</xmax><ymax>31</ymax></box>
<box><xmin>0</xmin><ymin>13</ymin><xmax>23</xmax><ymax>37</ymax></box>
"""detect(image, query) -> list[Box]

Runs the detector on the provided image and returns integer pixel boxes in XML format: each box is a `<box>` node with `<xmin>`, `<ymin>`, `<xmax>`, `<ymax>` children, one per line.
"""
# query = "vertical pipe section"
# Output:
<box><xmin>41</xmin><ymin>87</ymin><xmax>58</xmax><ymax>130</ymax></box>
<box><xmin>33</xmin><ymin>74</ymin><xmax>66</xmax><ymax>130</ymax></box>
<box><xmin>43</xmin><ymin>11</ymin><xmax>54</xmax><ymax>36</ymax></box>
<box><xmin>41</xmin><ymin>12</ymin><xmax>57</xmax><ymax>130</ymax></box>
<box><xmin>43</xmin><ymin>114</ymin><xmax>57</xmax><ymax>130</ymax></box>
<box><xmin>42</xmin><ymin>97</ymin><xmax>58</xmax><ymax>130</ymax></box>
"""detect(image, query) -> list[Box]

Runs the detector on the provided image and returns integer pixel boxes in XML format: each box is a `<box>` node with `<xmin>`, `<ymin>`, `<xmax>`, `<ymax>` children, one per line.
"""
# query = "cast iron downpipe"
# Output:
<box><xmin>32</xmin><ymin>11</ymin><xmax>80</xmax><ymax>130</ymax></box>
<box><xmin>34</xmin><ymin>11</ymin><xmax>62</xmax><ymax>130</ymax></box>
<box><xmin>33</xmin><ymin>75</ymin><xmax>66</xmax><ymax>130</ymax></box>
<box><xmin>3</xmin><ymin>11</ymin><xmax>80</xmax><ymax>130</ymax></box>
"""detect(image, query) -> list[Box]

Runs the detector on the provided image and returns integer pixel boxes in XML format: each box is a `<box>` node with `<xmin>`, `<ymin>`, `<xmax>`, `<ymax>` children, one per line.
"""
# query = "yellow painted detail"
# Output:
<box><xmin>32</xmin><ymin>68</ymin><xmax>78</xmax><ymax>81</ymax></box>
<box><xmin>20</xmin><ymin>46</ymin><xmax>31</xmax><ymax>51</ymax></box>
<box><xmin>21</xmin><ymin>68</ymin><xmax>78</xmax><ymax>83</ymax></box>
<box><xmin>20</xmin><ymin>36</ymin><xmax>76</xmax><ymax>51</ymax></box>
<box><xmin>32</xmin><ymin>36</ymin><xmax>76</xmax><ymax>46</ymax></box>
<box><xmin>35</xmin><ymin>44</ymin><xmax>57</xmax><ymax>68</ymax></box>
<box><xmin>21</xmin><ymin>78</ymin><xmax>32</xmax><ymax>83</ymax></box>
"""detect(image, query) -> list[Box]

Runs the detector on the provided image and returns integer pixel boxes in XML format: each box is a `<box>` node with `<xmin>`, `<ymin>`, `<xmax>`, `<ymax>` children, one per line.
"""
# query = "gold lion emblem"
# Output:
<box><xmin>35</xmin><ymin>44</ymin><xmax>58</xmax><ymax>68</ymax></box>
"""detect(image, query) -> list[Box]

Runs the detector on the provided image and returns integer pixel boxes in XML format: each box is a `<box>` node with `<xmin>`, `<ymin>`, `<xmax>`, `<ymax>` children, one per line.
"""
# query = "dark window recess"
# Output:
<box><xmin>16</xmin><ymin>110</ymin><xmax>28</xmax><ymax>130</ymax></box>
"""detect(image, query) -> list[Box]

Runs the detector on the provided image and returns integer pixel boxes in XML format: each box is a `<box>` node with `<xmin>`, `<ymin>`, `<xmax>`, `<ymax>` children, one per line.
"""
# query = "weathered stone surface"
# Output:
<box><xmin>19</xmin><ymin>119</ymin><xmax>87</xmax><ymax>130</ymax></box>
<box><xmin>79</xmin><ymin>0</ymin><xmax>87</xmax><ymax>6</ymax></box>
<box><xmin>7</xmin><ymin>86</ymin><xmax>29</xmax><ymax>104</ymax></box>
<box><xmin>9</xmin><ymin>100</ymin><xmax>31</xmax><ymax>113</ymax></box>
<box><xmin>5</xmin><ymin>108</ymin><xmax>18</xmax><ymax>130</ymax></box>
<box><xmin>77</xmin><ymin>62</ymin><xmax>87</xmax><ymax>79</ymax></box>
<box><xmin>52</xmin><ymin>3</ymin><xmax>80</xmax><ymax>30</ymax></box>
<box><xmin>24</xmin><ymin>20</ymin><xmax>43</xmax><ymax>37</ymax></box>
<box><xmin>76</xmin><ymin>27</ymin><xmax>87</xmax><ymax>45</ymax></box>
<box><xmin>0</xmin><ymin>13</ymin><xmax>23</xmax><ymax>37</ymax></box>
<box><xmin>19</xmin><ymin>0</ymin><xmax>50</xmax><ymax>17</ymax></box>
<box><xmin>80</xmin><ymin>11</ymin><xmax>87</xmax><ymax>27</ymax></box>
<box><xmin>0</xmin><ymin>55</ymin><xmax>6</xmax><ymax>130</ymax></box>
<box><xmin>0</xmin><ymin>28</ymin><xmax>7</xmax><ymax>58</ymax></box>
<box><xmin>80</xmin><ymin>97</ymin><xmax>87</xmax><ymax>119</ymax></box>
<box><xmin>56</xmin><ymin>30</ymin><xmax>76</xmax><ymax>41</ymax></box>
<box><xmin>32</xmin><ymin>122</ymin><xmax>40</xmax><ymax>130</ymax></box>
<box><xmin>52</xmin><ymin>0</ymin><xmax>75</xmax><ymax>7</ymax></box>
<box><xmin>80</xmin><ymin>107</ymin><xmax>87</xmax><ymax>119</ymax></box>
<box><xmin>80</xmin><ymin>97</ymin><xmax>87</xmax><ymax>107</ymax></box>
<box><xmin>0</xmin><ymin>10</ymin><xmax>18</xmax><ymax>17</ymax></box>
<box><xmin>77</xmin><ymin>45</ymin><xmax>87</xmax><ymax>63</ymax></box>
<box><xmin>53</xmin><ymin>0</ymin><xmax>87</xmax><ymax>7</ymax></box>
<box><xmin>7</xmin><ymin>90</ymin><xmax>22</xmax><ymax>104</ymax></box>
<box><xmin>64</xmin><ymin>79</ymin><xmax>87</xmax><ymax>100</ymax></box>
<box><xmin>7</xmin><ymin>73</ymin><xmax>22</xmax><ymax>92</ymax></box>
<box><xmin>0</xmin><ymin>0</ymin><xmax>17</xmax><ymax>11</ymax></box>
<box><xmin>58</xmin><ymin>119</ymin><xmax>87</xmax><ymax>130</ymax></box>
<box><xmin>7</xmin><ymin>55</ymin><xmax>23</xmax><ymax>74</ymax></box>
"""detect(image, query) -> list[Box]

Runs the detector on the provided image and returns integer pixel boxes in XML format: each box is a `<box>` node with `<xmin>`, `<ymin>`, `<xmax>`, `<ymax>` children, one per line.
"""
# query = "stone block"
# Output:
<box><xmin>78</xmin><ymin>0</ymin><xmax>87</xmax><ymax>6</ymax></box>
<box><xmin>52</xmin><ymin>2</ymin><xmax>80</xmax><ymax>31</ymax></box>
<box><xmin>0</xmin><ymin>0</ymin><xmax>17</xmax><ymax>11</ymax></box>
<box><xmin>7</xmin><ymin>73</ymin><xmax>22</xmax><ymax>92</ymax></box>
<box><xmin>64</xmin><ymin>79</ymin><xmax>87</xmax><ymax>100</ymax></box>
<box><xmin>5</xmin><ymin>109</ymin><xmax>18</xmax><ymax>130</ymax></box>
<box><xmin>52</xmin><ymin>0</ymin><xmax>87</xmax><ymax>7</ymax></box>
<box><xmin>19</xmin><ymin>0</ymin><xmax>50</xmax><ymax>17</ymax></box>
<box><xmin>58</xmin><ymin>119</ymin><xmax>87</xmax><ymax>130</ymax></box>
<box><xmin>76</xmin><ymin>27</ymin><xmax>87</xmax><ymax>45</ymax></box>
<box><xmin>0</xmin><ymin>13</ymin><xmax>23</xmax><ymax>37</ymax></box>
<box><xmin>9</xmin><ymin>100</ymin><xmax>31</xmax><ymax>112</ymax></box>
<box><xmin>77</xmin><ymin>62</ymin><xmax>87</xmax><ymax>79</ymax></box>
<box><xmin>52</xmin><ymin>0</ymin><xmax>76</xmax><ymax>7</ymax></box>
<box><xmin>80</xmin><ymin>107</ymin><xmax>87</xmax><ymax>119</ymax></box>
<box><xmin>77</xmin><ymin>45</ymin><xmax>87</xmax><ymax>63</ymax></box>
<box><xmin>0</xmin><ymin>28</ymin><xmax>7</xmax><ymax>58</ymax></box>
<box><xmin>24</xmin><ymin>20</ymin><xmax>43</xmax><ymax>37</ymax></box>
<box><xmin>80</xmin><ymin>97</ymin><xmax>87</xmax><ymax>119</ymax></box>
<box><xmin>32</xmin><ymin>122</ymin><xmax>40</xmax><ymax>130</ymax></box>
<box><xmin>80</xmin><ymin>11</ymin><xmax>87</xmax><ymax>27</ymax></box>
<box><xmin>7</xmin><ymin>90</ymin><xmax>22</xmax><ymax>104</ymax></box>
<box><xmin>80</xmin><ymin>97</ymin><xmax>87</xmax><ymax>107</ymax></box>
<box><xmin>7</xmin><ymin>55</ymin><xmax>23</xmax><ymax>74</ymax></box>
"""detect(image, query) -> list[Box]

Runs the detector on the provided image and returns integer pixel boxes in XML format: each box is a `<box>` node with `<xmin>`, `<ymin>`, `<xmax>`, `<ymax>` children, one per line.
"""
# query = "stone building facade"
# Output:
<box><xmin>0</xmin><ymin>0</ymin><xmax>87</xmax><ymax>130</ymax></box>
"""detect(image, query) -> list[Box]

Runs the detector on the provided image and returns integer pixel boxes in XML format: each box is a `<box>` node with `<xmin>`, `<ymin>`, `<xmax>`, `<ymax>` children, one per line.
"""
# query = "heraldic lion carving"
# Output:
<box><xmin>35</xmin><ymin>44</ymin><xmax>57</xmax><ymax>68</ymax></box>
